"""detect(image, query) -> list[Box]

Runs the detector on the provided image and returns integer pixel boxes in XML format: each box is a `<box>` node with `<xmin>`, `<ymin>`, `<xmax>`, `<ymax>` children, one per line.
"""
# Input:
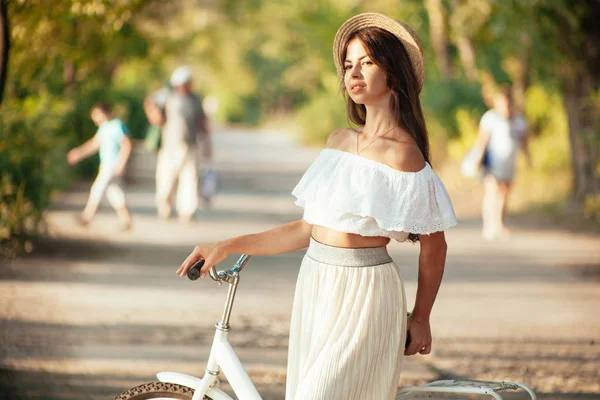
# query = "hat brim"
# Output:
<box><xmin>333</xmin><ymin>13</ymin><xmax>424</xmax><ymax>92</ymax></box>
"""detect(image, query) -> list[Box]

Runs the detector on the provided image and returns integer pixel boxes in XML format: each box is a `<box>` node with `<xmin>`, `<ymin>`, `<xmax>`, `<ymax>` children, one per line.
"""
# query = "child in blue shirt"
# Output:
<box><xmin>67</xmin><ymin>103</ymin><xmax>133</xmax><ymax>230</ymax></box>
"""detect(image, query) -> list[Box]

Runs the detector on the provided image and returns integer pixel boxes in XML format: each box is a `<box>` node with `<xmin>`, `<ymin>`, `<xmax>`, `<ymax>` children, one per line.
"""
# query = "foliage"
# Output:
<box><xmin>0</xmin><ymin>96</ymin><xmax>72</xmax><ymax>257</ymax></box>
<box><xmin>4</xmin><ymin>0</ymin><xmax>600</xmax><ymax>257</ymax></box>
<box><xmin>1</xmin><ymin>0</ymin><xmax>163</xmax><ymax>256</ymax></box>
<box><xmin>296</xmin><ymin>73</ymin><xmax>348</xmax><ymax>146</ymax></box>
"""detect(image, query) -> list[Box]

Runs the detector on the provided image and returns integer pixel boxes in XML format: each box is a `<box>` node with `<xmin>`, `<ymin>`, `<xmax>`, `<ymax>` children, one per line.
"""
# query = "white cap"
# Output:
<box><xmin>170</xmin><ymin>66</ymin><xmax>192</xmax><ymax>87</ymax></box>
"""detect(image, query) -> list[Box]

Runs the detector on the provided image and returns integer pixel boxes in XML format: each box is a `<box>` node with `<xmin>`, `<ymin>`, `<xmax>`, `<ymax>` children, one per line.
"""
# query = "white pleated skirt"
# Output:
<box><xmin>286</xmin><ymin>238</ymin><xmax>407</xmax><ymax>400</ymax></box>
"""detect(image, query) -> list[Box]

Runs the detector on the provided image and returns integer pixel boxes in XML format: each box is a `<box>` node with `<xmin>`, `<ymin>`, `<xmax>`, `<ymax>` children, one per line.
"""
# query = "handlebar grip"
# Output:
<box><xmin>187</xmin><ymin>259</ymin><xmax>206</xmax><ymax>281</ymax></box>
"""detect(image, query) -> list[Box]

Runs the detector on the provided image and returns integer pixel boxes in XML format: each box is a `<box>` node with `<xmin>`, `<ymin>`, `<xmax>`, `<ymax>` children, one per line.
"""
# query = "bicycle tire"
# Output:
<box><xmin>115</xmin><ymin>381</ymin><xmax>212</xmax><ymax>400</ymax></box>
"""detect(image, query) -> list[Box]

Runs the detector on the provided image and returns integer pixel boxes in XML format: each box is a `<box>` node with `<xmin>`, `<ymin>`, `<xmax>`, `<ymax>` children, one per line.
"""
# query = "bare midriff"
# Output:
<box><xmin>311</xmin><ymin>225</ymin><xmax>391</xmax><ymax>248</ymax></box>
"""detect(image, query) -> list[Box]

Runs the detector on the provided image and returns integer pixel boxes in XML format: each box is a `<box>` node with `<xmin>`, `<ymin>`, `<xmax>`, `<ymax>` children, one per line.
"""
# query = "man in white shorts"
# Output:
<box><xmin>145</xmin><ymin>66</ymin><xmax>212</xmax><ymax>222</ymax></box>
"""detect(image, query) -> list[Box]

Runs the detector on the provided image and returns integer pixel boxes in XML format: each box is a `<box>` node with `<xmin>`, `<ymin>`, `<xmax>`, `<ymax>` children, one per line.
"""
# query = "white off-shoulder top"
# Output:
<box><xmin>292</xmin><ymin>148</ymin><xmax>457</xmax><ymax>242</ymax></box>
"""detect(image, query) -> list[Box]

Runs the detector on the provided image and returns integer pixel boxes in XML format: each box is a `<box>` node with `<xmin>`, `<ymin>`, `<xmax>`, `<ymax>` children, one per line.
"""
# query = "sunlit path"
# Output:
<box><xmin>1</xmin><ymin>127</ymin><xmax>599</xmax><ymax>399</ymax></box>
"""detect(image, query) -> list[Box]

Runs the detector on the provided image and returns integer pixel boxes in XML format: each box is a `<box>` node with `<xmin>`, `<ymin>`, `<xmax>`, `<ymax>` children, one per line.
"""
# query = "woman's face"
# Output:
<box><xmin>343</xmin><ymin>38</ymin><xmax>390</xmax><ymax>106</ymax></box>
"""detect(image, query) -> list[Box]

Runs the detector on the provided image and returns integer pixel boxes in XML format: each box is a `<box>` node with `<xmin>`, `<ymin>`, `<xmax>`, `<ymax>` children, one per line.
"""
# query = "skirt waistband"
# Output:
<box><xmin>306</xmin><ymin>237</ymin><xmax>392</xmax><ymax>267</ymax></box>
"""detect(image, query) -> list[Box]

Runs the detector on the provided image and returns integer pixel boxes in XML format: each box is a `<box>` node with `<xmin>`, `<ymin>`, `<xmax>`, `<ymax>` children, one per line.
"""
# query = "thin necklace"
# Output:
<box><xmin>356</xmin><ymin>126</ymin><xmax>397</xmax><ymax>154</ymax></box>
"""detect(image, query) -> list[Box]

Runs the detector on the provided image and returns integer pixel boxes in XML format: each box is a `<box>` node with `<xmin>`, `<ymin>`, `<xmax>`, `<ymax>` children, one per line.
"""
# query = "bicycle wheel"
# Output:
<box><xmin>115</xmin><ymin>381</ymin><xmax>212</xmax><ymax>400</ymax></box>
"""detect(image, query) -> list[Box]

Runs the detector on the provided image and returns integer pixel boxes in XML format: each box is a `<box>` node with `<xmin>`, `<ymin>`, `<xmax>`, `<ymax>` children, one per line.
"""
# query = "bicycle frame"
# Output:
<box><xmin>152</xmin><ymin>254</ymin><xmax>537</xmax><ymax>400</ymax></box>
<box><xmin>158</xmin><ymin>255</ymin><xmax>262</xmax><ymax>400</ymax></box>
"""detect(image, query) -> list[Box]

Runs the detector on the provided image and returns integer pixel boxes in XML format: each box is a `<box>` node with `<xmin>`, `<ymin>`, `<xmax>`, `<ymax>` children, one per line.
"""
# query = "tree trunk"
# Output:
<box><xmin>454</xmin><ymin>35</ymin><xmax>477</xmax><ymax>82</ymax></box>
<box><xmin>104</xmin><ymin>60</ymin><xmax>119</xmax><ymax>82</ymax></box>
<box><xmin>63</xmin><ymin>20</ymin><xmax>77</xmax><ymax>96</ymax></box>
<box><xmin>63</xmin><ymin>61</ymin><xmax>76</xmax><ymax>87</ymax></box>
<box><xmin>563</xmin><ymin>72</ymin><xmax>600</xmax><ymax>202</ymax></box>
<box><xmin>425</xmin><ymin>0</ymin><xmax>451</xmax><ymax>80</ymax></box>
<box><xmin>449</xmin><ymin>0</ymin><xmax>477</xmax><ymax>82</ymax></box>
<box><xmin>511</xmin><ymin>34</ymin><xmax>531</xmax><ymax>115</ymax></box>
<box><xmin>0</xmin><ymin>0</ymin><xmax>10</xmax><ymax>107</ymax></box>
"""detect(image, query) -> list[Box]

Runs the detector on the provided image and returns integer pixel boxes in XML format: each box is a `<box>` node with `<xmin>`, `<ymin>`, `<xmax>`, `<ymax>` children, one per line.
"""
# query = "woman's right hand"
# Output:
<box><xmin>176</xmin><ymin>242</ymin><xmax>229</xmax><ymax>279</ymax></box>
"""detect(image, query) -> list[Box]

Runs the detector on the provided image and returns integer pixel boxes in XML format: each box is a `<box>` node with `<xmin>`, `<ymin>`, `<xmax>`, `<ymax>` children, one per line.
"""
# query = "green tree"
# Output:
<box><xmin>0</xmin><ymin>0</ymin><xmax>8</xmax><ymax>106</ymax></box>
<box><xmin>1</xmin><ymin>0</ymin><xmax>167</xmax><ymax>256</ymax></box>
<box><xmin>534</xmin><ymin>1</ymin><xmax>600</xmax><ymax>202</ymax></box>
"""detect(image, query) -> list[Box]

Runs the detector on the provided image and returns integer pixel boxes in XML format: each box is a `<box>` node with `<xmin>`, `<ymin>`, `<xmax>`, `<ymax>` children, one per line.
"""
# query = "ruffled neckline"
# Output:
<box><xmin>292</xmin><ymin>147</ymin><xmax>457</xmax><ymax>235</ymax></box>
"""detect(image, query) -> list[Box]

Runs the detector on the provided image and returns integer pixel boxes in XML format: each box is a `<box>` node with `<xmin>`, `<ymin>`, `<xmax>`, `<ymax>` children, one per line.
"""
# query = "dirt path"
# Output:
<box><xmin>1</xmin><ymin>128</ymin><xmax>599</xmax><ymax>399</ymax></box>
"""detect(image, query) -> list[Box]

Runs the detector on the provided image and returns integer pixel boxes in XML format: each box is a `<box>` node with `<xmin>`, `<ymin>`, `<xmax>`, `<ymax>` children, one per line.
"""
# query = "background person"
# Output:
<box><xmin>66</xmin><ymin>103</ymin><xmax>133</xmax><ymax>231</ymax></box>
<box><xmin>473</xmin><ymin>85</ymin><xmax>531</xmax><ymax>240</ymax></box>
<box><xmin>145</xmin><ymin>66</ymin><xmax>212</xmax><ymax>222</ymax></box>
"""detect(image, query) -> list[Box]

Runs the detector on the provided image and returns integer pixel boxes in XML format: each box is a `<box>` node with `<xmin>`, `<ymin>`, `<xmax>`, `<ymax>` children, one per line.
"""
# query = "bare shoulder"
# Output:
<box><xmin>381</xmin><ymin>137</ymin><xmax>426</xmax><ymax>173</ymax></box>
<box><xmin>325</xmin><ymin>128</ymin><xmax>355</xmax><ymax>149</ymax></box>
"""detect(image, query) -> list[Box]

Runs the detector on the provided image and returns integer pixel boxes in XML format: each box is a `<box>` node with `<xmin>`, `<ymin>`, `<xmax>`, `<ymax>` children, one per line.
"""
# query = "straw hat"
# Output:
<box><xmin>333</xmin><ymin>12</ymin><xmax>425</xmax><ymax>92</ymax></box>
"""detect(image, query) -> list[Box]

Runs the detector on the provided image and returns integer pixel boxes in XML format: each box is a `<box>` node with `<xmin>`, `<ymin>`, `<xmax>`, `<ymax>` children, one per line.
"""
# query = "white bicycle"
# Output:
<box><xmin>115</xmin><ymin>255</ymin><xmax>537</xmax><ymax>400</ymax></box>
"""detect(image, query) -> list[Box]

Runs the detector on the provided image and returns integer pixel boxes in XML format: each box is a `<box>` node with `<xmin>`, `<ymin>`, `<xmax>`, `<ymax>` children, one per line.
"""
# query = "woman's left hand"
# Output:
<box><xmin>404</xmin><ymin>313</ymin><xmax>432</xmax><ymax>356</ymax></box>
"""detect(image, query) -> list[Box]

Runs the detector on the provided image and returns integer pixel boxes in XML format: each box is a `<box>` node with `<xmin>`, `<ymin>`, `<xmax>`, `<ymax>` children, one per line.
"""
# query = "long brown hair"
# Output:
<box><xmin>340</xmin><ymin>27</ymin><xmax>431</xmax><ymax>164</ymax></box>
<box><xmin>341</xmin><ymin>27</ymin><xmax>430</xmax><ymax>242</ymax></box>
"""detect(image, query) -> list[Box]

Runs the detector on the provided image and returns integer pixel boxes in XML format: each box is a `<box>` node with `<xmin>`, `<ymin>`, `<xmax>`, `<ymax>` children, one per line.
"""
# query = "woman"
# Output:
<box><xmin>177</xmin><ymin>13</ymin><xmax>456</xmax><ymax>400</ymax></box>
<box><xmin>474</xmin><ymin>85</ymin><xmax>530</xmax><ymax>240</ymax></box>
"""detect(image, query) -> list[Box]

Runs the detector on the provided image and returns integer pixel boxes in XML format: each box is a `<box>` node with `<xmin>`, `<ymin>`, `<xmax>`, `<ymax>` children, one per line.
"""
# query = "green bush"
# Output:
<box><xmin>295</xmin><ymin>74</ymin><xmax>348</xmax><ymax>145</ymax></box>
<box><xmin>0</xmin><ymin>97</ymin><xmax>72</xmax><ymax>257</ymax></box>
<box><xmin>421</xmin><ymin>78</ymin><xmax>486</xmax><ymax>141</ymax></box>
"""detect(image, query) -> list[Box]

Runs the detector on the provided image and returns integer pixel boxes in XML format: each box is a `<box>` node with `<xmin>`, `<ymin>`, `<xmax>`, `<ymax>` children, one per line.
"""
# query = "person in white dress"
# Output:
<box><xmin>472</xmin><ymin>85</ymin><xmax>531</xmax><ymax>240</ymax></box>
<box><xmin>176</xmin><ymin>13</ymin><xmax>456</xmax><ymax>400</ymax></box>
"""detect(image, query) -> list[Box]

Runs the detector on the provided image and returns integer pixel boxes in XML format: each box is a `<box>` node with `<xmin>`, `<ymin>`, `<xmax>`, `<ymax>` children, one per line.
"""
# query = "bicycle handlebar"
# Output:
<box><xmin>187</xmin><ymin>254</ymin><xmax>252</xmax><ymax>283</ymax></box>
<box><xmin>187</xmin><ymin>259</ymin><xmax>205</xmax><ymax>280</ymax></box>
